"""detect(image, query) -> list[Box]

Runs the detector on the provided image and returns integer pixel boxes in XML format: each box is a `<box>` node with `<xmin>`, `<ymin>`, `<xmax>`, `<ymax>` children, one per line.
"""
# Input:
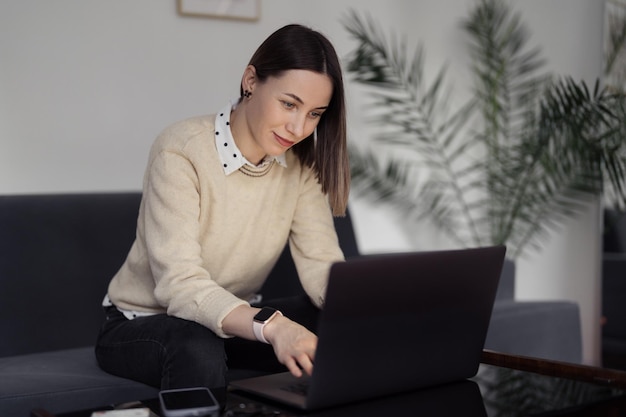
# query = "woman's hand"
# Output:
<box><xmin>222</xmin><ymin>305</ymin><xmax>317</xmax><ymax>377</ymax></box>
<box><xmin>262</xmin><ymin>315</ymin><xmax>317</xmax><ymax>377</ymax></box>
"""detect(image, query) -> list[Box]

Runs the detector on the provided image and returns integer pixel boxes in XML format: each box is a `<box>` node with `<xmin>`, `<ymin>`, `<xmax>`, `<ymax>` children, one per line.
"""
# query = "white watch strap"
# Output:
<box><xmin>252</xmin><ymin>310</ymin><xmax>282</xmax><ymax>344</ymax></box>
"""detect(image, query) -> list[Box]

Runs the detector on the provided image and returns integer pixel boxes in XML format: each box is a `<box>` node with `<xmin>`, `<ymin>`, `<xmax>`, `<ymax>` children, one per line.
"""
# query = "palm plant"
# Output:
<box><xmin>344</xmin><ymin>0</ymin><xmax>626</xmax><ymax>258</ymax></box>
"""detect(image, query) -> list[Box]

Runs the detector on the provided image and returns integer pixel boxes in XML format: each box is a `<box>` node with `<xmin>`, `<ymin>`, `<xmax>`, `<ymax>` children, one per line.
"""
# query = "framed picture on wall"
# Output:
<box><xmin>177</xmin><ymin>0</ymin><xmax>260</xmax><ymax>22</ymax></box>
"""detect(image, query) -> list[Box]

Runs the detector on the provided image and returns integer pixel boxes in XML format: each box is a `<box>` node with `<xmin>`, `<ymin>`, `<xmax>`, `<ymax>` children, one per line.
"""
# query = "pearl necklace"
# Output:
<box><xmin>238</xmin><ymin>160</ymin><xmax>275</xmax><ymax>177</ymax></box>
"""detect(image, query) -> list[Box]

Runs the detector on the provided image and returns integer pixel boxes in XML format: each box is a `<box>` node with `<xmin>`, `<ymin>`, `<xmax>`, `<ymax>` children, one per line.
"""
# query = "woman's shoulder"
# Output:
<box><xmin>153</xmin><ymin>114</ymin><xmax>216</xmax><ymax>152</ymax></box>
<box><xmin>283</xmin><ymin>150</ymin><xmax>316</xmax><ymax>178</ymax></box>
<box><xmin>144</xmin><ymin>115</ymin><xmax>219</xmax><ymax>170</ymax></box>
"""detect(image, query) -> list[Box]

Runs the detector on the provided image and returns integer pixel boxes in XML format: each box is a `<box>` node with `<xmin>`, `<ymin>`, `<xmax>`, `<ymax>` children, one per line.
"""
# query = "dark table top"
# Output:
<box><xmin>38</xmin><ymin>350</ymin><xmax>626</xmax><ymax>417</ymax></box>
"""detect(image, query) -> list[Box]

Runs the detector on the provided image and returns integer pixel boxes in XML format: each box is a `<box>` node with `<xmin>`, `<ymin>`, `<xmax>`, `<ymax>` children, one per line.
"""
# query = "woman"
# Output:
<box><xmin>95</xmin><ymin>24</ymin><xmax>350</xmax><ymax>390</ymax></box>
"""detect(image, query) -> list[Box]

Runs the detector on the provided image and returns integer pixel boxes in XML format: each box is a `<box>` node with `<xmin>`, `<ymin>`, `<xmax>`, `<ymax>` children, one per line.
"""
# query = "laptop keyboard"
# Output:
<box><xmin>280</xmin><ymin>381</ymin><xmax>309</xmax><ymax>396</ymax></box>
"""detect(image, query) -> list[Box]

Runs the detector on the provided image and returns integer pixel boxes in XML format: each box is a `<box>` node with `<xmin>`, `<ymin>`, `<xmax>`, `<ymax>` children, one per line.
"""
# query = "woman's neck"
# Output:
<box><xmin>229</xmin><ymin>104</ymin><xmax>266</xmax><ymax>165</ymax></box>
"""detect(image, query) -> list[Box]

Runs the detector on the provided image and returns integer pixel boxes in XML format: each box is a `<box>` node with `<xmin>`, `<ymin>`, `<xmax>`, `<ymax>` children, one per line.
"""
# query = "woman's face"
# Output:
<box><xmin>237</xmin><ymin>68</ymin><xmax>333</xmax><ymax>164</ymax></box>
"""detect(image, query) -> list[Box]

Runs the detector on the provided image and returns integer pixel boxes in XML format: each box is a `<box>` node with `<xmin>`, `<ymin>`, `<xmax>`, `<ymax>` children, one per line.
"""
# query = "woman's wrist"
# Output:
<box><xmin>252</xmin><ymin>307</ymin><xmax>283</xmax><ymax>343</ymax></box>
<box><xmin>261</xmin><ymin>314</ymin><xmax>288</xmax><ymax>344</ymax></box>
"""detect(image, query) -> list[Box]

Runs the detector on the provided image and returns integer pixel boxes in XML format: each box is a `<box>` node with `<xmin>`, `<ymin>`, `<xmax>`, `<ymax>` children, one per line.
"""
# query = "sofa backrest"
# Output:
<box><xmin>259</xmin><ymin>210</ymin><xmax>360</xmax><ymax>300</ymax></box>
<box><xmin>0</xmin><ymin>192</ymin><xmax>362</xmax><ymax>357</ymax></box>
<box><xmin>0</xmin><ymin>193</ymin><xmax>142</xmax><ymax>357</ymax></box>
<box><xmin>495</xmin><ymin>259</ymin><xmax>515</xmax><ymax>302</ymax></box>
<box><xmin>604</xmin><ymin>209</ymin><xmax>626</xmax><ymax>253</ymax></box>
<box><xmin>0</xmin><ymin>191</ymin><xmax>511</xmax><ymax>357</ymax></box>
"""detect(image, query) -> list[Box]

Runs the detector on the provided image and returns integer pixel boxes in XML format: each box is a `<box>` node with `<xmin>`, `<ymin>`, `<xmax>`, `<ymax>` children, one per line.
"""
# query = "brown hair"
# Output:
<box><xmin>243</xmin><ymin>24</ymin><xmax>350</xmax><ymax>216</ymax></box>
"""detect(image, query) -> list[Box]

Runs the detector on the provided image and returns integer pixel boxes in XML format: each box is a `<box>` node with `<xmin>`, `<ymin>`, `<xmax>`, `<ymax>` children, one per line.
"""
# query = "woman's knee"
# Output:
<box><xmin>159</xmin><ymin>317</ymin><xmax>228</xmax><ymax>389</ymax></box>
<box><xmin>166</xmin><ymin>323</ymin><xmax>226</xmax><ymax>363</ymax></box>
<box><xmin>96</xmin><ymin>312</ymin><xmax>228</xmax><ymax>389</ymax></box>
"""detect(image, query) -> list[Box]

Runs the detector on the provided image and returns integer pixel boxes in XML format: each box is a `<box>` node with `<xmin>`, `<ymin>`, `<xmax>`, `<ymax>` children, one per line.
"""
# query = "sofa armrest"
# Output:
<box><xmin>486</xmin><ymin>300</ymin><xmax>582</xmax><ymax>363</ymax></box>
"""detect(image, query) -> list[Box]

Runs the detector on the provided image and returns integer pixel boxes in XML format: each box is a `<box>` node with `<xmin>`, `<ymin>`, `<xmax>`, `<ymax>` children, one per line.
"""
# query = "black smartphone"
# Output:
<box><xmin>158</xmin><ymin>387</ymin><xmax>220</xmax><ymax>417</ymax></box>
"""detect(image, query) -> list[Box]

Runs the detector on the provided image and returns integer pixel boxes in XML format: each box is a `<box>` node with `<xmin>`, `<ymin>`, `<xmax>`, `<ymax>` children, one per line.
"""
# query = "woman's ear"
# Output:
<box><xmin>241</xmin><ymin>65</ymin><xmax>257</xmax><ymax>93</ymax></box>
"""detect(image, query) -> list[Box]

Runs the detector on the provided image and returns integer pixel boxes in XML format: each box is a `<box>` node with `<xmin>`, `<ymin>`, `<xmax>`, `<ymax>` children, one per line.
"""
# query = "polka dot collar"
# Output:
<box><xmin>214</xmin><ymin>101</ymin><xmax>287</xmax><ymax>176</ymax></box>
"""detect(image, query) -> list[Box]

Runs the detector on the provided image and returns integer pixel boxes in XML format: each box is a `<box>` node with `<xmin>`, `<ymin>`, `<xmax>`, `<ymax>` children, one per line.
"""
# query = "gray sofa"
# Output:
<box><xmin>486</xmin><ymin>259</ymin><xmax>582</xmax><ymax>363</ymax></box>
<box><xmin>0</xmin><ymin>192</ymin><xmax>582</xmax><ymax>416</ymax></box>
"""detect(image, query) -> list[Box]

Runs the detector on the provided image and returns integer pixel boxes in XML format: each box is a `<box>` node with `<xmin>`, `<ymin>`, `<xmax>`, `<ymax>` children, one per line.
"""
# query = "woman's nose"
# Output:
<box><xmin>286</xmin><ymin>114</ymin><xmax>306</xmax><ymax>138</ymax></box>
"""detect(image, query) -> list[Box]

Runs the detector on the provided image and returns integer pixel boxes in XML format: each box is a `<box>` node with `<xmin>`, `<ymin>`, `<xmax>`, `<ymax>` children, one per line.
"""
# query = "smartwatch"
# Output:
<box><xmin>252</xmin><ymin>307</ymin><xmax>282</xmax><ymax>344</ymax></box>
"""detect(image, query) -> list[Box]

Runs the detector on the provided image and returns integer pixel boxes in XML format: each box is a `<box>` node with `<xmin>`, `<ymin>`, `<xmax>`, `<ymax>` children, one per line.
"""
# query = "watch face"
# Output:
<box><xmin>255</xmin><ymin>307</ymin><xmax>277</xmax><ymax>322</ymax></box>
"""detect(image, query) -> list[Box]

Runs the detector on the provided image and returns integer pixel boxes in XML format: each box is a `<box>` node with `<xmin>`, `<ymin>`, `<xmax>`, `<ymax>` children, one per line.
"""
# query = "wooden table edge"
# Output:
<box><xmin>481</xmin><ymin>349</ymin><xmax>626</xmax><ymax>390</ymax></box>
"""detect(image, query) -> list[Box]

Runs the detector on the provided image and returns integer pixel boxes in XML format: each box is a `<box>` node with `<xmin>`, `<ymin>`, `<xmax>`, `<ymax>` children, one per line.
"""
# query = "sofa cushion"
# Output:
<box><xmin>0</xmin><ymin>347</ymin><xmax>159</xmax><ymax>416</ymax></box>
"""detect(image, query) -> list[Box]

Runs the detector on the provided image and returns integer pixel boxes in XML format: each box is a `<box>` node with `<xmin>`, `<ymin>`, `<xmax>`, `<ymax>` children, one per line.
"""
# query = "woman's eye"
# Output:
<box><xmin>281</xmin><ymin>100</ymin><xmax>295</xmax><ymax>109</ymax></box>
<box><xmin>309</xmin><ymin>111</ymin><xmax>322</xmax><ymax>118</ymax></box>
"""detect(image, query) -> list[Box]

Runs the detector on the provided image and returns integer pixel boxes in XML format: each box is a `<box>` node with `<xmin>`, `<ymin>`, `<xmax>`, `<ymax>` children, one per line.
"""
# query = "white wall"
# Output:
<box><xmin>0</xmin><ymin>0</ymin><xmax>606</xmax><ymax>365</ymax></box>
<box><xmin>488</xmin><ymin>1</ymin><xmax>605</xmax><ymax>367</ymax></box>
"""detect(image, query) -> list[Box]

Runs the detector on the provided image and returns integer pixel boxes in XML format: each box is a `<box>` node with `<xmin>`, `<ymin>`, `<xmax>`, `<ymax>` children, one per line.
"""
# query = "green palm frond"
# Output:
<box><xmin>344</xmin><ymin>0</ymin><xmax>626</xmax><ymax>258</ymax></box>
<box><xmin>344</xmin><ymin>9</ymin><xmax>484</xmax><ymax>247</ymax></box>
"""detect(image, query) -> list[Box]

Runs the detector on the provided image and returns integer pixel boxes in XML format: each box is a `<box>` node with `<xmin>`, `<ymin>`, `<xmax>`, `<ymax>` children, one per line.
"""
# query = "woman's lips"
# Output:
<box><xmin>274</xmin><ymin>133</ymin><xmax>295</xmax><ymax>148</ymax></box>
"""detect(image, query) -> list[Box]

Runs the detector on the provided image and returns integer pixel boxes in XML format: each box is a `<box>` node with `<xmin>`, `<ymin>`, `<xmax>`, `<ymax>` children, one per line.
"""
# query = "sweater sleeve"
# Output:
<box><xmin>143</xmin><ymin>147</ymin><xmax>247</xmax><ymax>337</ymax></box>
<box><xmin>288</xmin><ymin>167</ymin><xmax>346</xmax><ymax>308</ymax></box>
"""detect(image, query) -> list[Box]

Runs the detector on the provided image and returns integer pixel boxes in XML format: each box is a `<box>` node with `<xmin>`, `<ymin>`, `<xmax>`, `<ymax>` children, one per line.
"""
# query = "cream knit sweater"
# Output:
<box><xmin>107</xmin><ymin>114</ymin><xmax>345</xmax><ymax>337</ymax></box>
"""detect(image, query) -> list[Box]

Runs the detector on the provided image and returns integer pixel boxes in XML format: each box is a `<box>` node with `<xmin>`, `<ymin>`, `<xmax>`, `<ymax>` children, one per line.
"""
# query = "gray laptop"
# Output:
<box><xmin>230</xmin><ymin>245</ymin><xmax>506</xmax><ymax>411</ymax></box>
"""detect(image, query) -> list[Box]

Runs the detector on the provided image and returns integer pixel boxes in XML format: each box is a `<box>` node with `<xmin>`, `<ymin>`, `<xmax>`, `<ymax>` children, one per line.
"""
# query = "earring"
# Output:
<box><xmin>243</xmin><ymin>90</ymin><xmax>252</xmax><ymax>99</ymax></box>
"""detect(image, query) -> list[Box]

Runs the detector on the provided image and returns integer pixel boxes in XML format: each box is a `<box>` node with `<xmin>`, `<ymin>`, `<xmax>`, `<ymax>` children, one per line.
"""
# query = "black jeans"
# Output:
<box><xmin>95</xmin><ymin>295</ymin><xmax>320</xmax><ymax>390</ymax></box>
